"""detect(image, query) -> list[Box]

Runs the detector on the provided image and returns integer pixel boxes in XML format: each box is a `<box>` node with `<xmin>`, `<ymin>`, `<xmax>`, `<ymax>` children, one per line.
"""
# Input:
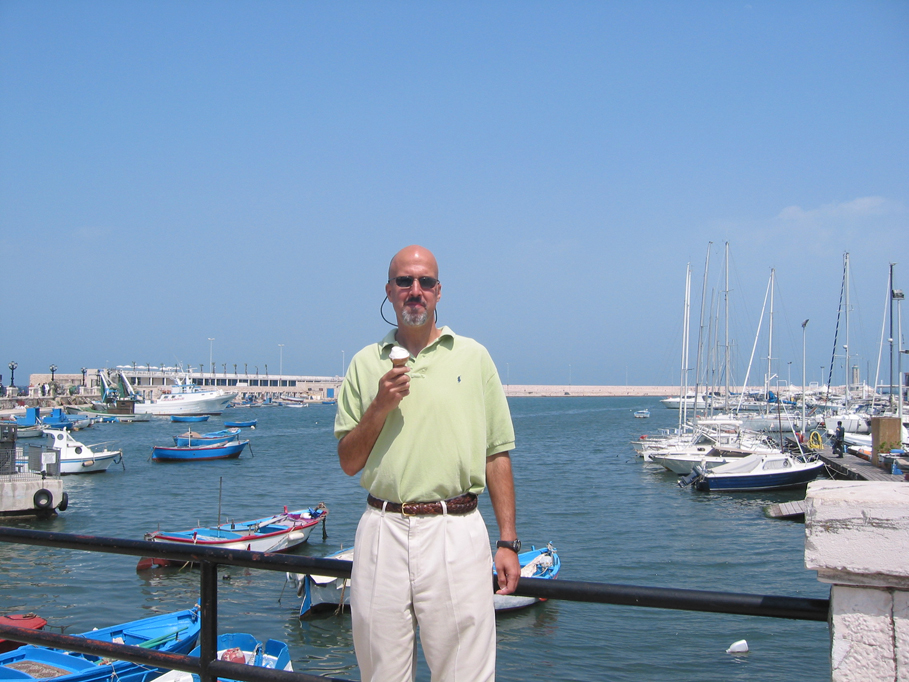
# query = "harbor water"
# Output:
<box><xmin>0</xmin><ymin>397</ymin><xmax>830</xmax><ymax>681</ymax></box>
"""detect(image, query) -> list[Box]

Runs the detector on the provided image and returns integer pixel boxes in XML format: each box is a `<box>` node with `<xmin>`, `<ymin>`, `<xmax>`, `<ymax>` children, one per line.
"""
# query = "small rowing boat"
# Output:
<box><xmin>150</xmin><ymin>633</ymin><xmax>292</xmax><ymax>682</ymax></box>
<box><xmin>150</xmin><ymin>440</ymin><xmax>248</xmax><ymax>462</ymax></box>
<box><xmin>138</xmin><ymin>505</ymin><xmax>329</xmax><ymax>569</ymax></box>
<box><xmin>172</xmin><ymin>428</ymin><xmax>240</xmax><ymax>447</ymax></box>
<box><xmin>223</xmin><ymin>420</ymin><xmax>257</xmax><ymax>429</ymax></box>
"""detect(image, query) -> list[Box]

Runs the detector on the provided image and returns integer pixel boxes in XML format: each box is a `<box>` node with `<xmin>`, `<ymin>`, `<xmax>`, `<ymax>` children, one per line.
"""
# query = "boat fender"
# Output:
<box><xmin>57</xmin><ymin>491</ymin><xmax>69</xmax><ymax>511</ymax></box>
<box><xmin>33</xmin><ymin>488</ymin><xmax>53</xmax><ymax>510</ymax></box>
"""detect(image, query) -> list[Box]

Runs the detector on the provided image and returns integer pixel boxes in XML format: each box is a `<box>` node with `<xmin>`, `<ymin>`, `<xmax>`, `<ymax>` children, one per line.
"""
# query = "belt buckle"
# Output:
<box><xmin>401</xmin><ymin>501</ymin><xmax>418</xmax><ymax>516</ymax></box>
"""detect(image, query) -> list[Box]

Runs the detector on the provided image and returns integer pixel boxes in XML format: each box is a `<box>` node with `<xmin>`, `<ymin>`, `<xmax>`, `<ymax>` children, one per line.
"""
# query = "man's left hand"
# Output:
<box><xmin>494</xmin><ymin>547</ymin><xmax>521</xmax><ymax>594</ymax></box>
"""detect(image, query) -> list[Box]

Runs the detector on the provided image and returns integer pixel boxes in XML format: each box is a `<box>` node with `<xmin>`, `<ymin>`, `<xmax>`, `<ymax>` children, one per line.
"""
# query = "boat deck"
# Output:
<box><xmin>817</xmin><ymin>447</ymin><xmax>904</xmax><ymax>482</ymax></box>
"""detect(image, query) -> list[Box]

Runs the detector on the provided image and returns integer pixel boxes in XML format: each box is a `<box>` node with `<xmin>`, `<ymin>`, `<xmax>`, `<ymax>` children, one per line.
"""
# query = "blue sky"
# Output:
<box><xmin>1</xmin><ymin>1</ymin><xmax>906</xmax><ymax>389</ymax></box>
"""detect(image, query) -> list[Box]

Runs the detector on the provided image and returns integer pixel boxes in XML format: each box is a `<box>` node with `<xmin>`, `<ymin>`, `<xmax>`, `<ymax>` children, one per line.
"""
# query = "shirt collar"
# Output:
<box><xmin>380</xmin><ymin>326</ymin><xmax>455</xmax><ymax>353</ymax></box>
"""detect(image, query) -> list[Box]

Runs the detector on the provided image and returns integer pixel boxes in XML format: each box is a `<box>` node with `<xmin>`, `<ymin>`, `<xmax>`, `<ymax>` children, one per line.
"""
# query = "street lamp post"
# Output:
<box><xmin>81</xmin><ymin>367</ymin><xmax>87</xmax><ymax>387</ymax></box>
<box><xmin>896</xmin><ymin>289</ymin><xmax>905</xmax><ymax>424</ymax></box>
<box><xmin>8</xmin><ymin>361</ymin><xmax>17</xmax><ymax>388</ymax></box>
<box><xmin>208</xmin><ymin>338</ymin><xmax>214</xmax><ymax>374</ymax></box>
<box><xmin>49</xmin><ymin>364</ymin><xmax>57</xmax><ymax>383</ymax></box>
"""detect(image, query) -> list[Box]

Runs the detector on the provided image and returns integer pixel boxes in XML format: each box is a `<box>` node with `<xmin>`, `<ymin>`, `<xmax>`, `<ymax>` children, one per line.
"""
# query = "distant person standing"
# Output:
<box><xmin>335</xmin><ymin>244</ymin><xmax>520</xmax><ymax>682</ymax></box>
<box><xmin>833</xmin><ymin>421</ymin><xmax>846</xmax><ymax>458</ymax></box>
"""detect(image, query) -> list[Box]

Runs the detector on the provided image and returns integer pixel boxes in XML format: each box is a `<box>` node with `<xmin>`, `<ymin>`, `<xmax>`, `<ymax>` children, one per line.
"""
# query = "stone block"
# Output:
<box><xmin>831</xmin><ymin>585</ymin><xmax>896</xmax><ymax>681</ymax></box>
<box><xmin>805</xmin><ymin>480</ymin><xmax>909</xmax><ymax>588</ymax></box>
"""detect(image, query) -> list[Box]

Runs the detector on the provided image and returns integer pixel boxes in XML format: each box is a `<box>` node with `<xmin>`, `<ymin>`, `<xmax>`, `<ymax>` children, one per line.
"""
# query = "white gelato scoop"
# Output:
<box><xmin>389</xmin><ymin>346</ymin><xmax>410</xmax><ymax>367</ymax></box>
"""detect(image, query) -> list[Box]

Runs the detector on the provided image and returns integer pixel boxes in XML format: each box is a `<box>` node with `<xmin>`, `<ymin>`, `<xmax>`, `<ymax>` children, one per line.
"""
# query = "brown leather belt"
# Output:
<box><xmin>367</xmin><ymin>493</ymin><xmax>477</xmax><ymax>516</ymax></box>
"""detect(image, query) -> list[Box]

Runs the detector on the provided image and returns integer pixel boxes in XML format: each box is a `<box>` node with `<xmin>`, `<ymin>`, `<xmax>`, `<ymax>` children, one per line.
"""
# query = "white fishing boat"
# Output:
<box><xmin>633</xmin><ymin>409</ymin><xmax>650</xmax><ymax>419</ymax></box>
<box><xmin>43</xmin><ymin>429</ymin><xmax>123</xmax><ymax>474</ymax></box>
<box><xmin>133</xmin><ymin>376</ymin><xmax>237</xmax><ymax>416</ymax></box>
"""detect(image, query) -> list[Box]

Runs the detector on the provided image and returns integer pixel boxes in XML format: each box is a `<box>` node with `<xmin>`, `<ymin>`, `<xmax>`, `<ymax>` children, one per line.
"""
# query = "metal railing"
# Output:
<box><xmin>0</xmin><ymin>527</ymin><xmax>829</xmax><ymax>682</ymax></box>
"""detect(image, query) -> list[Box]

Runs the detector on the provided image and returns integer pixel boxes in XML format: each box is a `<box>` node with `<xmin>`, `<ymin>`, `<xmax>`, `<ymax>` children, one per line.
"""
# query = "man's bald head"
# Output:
<box><xmin>388</xmin><ymin>245</ymin><xmax>439</xmax><ymax>280</ymax></box>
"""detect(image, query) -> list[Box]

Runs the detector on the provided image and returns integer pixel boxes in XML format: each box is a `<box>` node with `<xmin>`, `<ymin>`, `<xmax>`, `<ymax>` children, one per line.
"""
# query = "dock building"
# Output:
<box><xmin>24</xmin><ymin>366</ymin><xmax>342</xmax><ymax>403</ymax></box>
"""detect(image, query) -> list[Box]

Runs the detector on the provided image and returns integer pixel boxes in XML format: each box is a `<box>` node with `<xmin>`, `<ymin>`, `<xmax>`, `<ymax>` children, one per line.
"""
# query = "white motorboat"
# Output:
<box><xmin>44</xmin><ymin>429</ymin><xmax>123</xmax><ymax>474</ymax></box>
<box><xmin>680</xmin><ymin>452</ymin><xmax>826</xmax><ymax>492</ymax></box>
<box><xmin>133</xmin><ymin>377</ymin><xmax>237</xmax><ymax>416</ymax></box>
<box><xmin>660</xmin><ymin>394</ymin><xmax>709</xmax><ymax>410</ymax></box>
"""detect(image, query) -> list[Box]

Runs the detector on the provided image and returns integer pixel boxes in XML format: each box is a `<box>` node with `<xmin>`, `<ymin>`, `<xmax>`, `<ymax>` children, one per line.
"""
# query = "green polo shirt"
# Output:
<box><xmin>335</xmin><ymin>326</ymin><xmax>515</xmax><ymax>503</ymax></box>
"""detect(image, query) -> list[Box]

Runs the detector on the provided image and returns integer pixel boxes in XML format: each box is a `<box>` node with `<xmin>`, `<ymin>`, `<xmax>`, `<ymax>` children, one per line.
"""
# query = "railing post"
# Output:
<box><xmin>199</xmin><ymin>560</ymin><xmax>219</xmax><ymax>682</ymax></box>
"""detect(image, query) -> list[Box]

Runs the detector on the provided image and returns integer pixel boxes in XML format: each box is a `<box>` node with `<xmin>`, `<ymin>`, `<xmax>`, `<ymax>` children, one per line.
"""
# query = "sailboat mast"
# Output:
<box><xmin>679</xmin><ymin>264</ymin><xmax>692</xmax><ymax>430</ymax></box>
<box><xmin>890</xmin><ymin>262</ymin><xmax>895</xmax><ymax>409</ymax></box>
<box><xmin>845</xmin><ymin>252</ymin><xmax>851</xmax><ymax>405</ymax></box>
<box><xmin>693</xmin><ymin>243</ymin><xmax>712</xmax><ymax>414</ymax></box>
<box><xmin>724</xmin><ymin>242</ymin><xmax>730</xmax><ymax>412</ymax></box>
<box><xmin>767</xmin><ymin>268</ymin><xmax>775</xmax><ymax>398</ymax></box>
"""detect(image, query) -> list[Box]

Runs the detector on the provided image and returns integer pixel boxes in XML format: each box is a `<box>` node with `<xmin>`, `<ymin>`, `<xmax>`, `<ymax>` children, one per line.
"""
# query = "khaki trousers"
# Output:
<box><xmin>351</xmin><ymin>505</ymin><xmax>496</xmax><ymax>682</ymax></box>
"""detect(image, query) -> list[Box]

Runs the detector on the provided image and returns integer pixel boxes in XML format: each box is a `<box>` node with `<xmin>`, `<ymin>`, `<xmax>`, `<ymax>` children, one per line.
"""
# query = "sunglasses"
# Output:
<box><xmin>389</xmin><ymin>276</ymin><xmax>439</xmax><ymax>289</ymax></box>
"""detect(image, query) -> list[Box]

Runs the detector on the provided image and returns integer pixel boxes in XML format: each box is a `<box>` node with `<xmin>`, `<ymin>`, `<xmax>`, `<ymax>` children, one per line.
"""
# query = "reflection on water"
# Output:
<box><xmin>0</xmin><ymin>399</ymin><xmax>829</xmax><ymax>681</ymax></box>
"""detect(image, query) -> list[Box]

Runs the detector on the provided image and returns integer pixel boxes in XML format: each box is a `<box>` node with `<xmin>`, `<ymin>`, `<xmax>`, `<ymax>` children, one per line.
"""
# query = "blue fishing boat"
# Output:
<box><xmin>170</xmin><ymin>415</ymin><xmax>209</xmax><ymax>423</ymax></box>
<box><xmin>0</xmin><ymin>606</ymin><xmax>200</xmax><ymax>682</ymax></box>
<box><xmin>680</xmin><ymin>452</ymin><xmax>826</xmax><ymax>492</ymax></box>
<box><xmin>138</xmin><ymin>506</ymin><xmax>329</xmax><ymax>569</ymax></box>
<box><xmin>289</xmin><ymin>543</ymin><xmax>560</xmax><ymax>617</ymax></box>
<box><xmin>151</xmin><ymin>440</ymin><xmax>249</xmax><ymax>462</ymax></box>
<box><xmin>223</xmin><ymin>420</ymin><xmax>257</xmax><ymax>429</ymax></box>
<box><xmin>172</xmin><ymin>428</ymin><xmax>240</xmax><ymax>447</ymax></box>
<box><xmin>151</xmin><ymin>633</ymin><xmax>292</xmax><ymax>682</ymax></box>
<box><xmin>493</xmin><ymin>543</ymin><xmax>561</xmax><ymax>611</ymax></box>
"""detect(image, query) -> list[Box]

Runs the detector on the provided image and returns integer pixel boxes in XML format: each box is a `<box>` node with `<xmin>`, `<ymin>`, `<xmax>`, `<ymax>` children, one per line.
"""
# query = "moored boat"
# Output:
<box><xmin>633</xmin><ymin>409</ymin><xmax>650</xmax><ymax>419</ymax></box>
<box><xmin>0</xmin><ymin>606</ymin><xmax>201</xmax><ymax>682</ymax></box>
<box><xmin>289</xmin><ymin>542</ymin><xmax>559</xmax><ymax>617</ymax></box>
<box><xmin>0</xmin><ymin>614</ymin><xmax>46</xmax><ymax>654</ymax></box>
<box><xmin>150</xmin><ymin>633</ymin><xmax>292</xmax><ymax>682</ymax></box>
<box><xmin>140</xmin><ymin>506</ymin><xmax>328</xmax><ymax>567</ymax></box>
<box><xmin>172</xmin><ymin>429</ymin><xmax>240</xmax><ymax>447</ymax></box>
<box><xmin>679</xmin><ymin>452</ymin><xmax>826</xmax><ymax>492</ymax></box>
<box><xmin>43</xmin><ymin>430</ymin><xmax>123</xmax><ymax>474</ymax></box>
<box><xmin>150</xmin><ymin>440</ymin><xmax>249</xmax><ymax>462</ymax></box>
<box><xmin>170</xmin><ymin>415</ymin><xmax>209</xmax><ymax>423</ymax></box>
<box><xmin>134</xmin><ymin>375</ymin><xmax>237</xmax><ymax>416</ymax></box>
<box><xmin>223</xmin><ymin>420</ymin><xmax>257</xmax><ymax>429</ymax></box>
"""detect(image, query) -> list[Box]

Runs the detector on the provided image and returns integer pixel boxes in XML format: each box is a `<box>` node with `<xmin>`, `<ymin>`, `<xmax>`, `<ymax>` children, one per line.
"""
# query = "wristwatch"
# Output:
<box><xmin>496</xmin><ymin>539</ymin><xmax>521</xmax><ymax>553</ymax></box>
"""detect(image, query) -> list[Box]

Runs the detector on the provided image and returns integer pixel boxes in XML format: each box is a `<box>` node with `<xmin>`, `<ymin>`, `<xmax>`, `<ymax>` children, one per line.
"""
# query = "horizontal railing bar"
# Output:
<box><xmin>509</xmin><ymin>577</ymin><xmax>830</xmax><ymax>621</ymax></box>
<box><xmin>0</xmin><ymin>625</ymin><xmax>348</xmax><ymax>682</ymax></box>
<box><xmin>0</xmin><ymin>526</ymin><xmax>829</xmax><ymax>621</ymax></box>
<box><xmin>0</xmin><ymin>526</ymin><xmax>351</xmax><ymax>578</ymax></box>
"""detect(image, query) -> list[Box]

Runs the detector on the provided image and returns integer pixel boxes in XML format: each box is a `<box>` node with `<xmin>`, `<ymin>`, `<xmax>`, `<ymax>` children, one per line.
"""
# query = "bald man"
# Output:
<box><xmin>335</xmin><ymin>245</ymin><xmax>520</xmax><ymax>682</ymax></box>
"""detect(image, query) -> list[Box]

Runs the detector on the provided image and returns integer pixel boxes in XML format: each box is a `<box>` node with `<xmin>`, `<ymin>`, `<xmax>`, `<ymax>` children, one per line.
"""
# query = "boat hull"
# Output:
<box><xmin>135</xmin><ymin>391</ymin><xmax>237</xmax><ymax>416</ymax></box>
<box><xmin>143</xmin><ymin>507</ymin><xmax>328</xmax><ymax>555</ymax></box>
<box><xmin>151</xmin><ymin>440</ymin><xmax>248</xmax><ymax>462</ymax></box>
<box><xmin>59</xmin><ymin>451</ymin><xmax>121</xmax><ymax>474</ymax></box>
<box><xmin>695</xmin><ymin>460</ymin><xmax>825</xmax><ymax>491</ymax></box>
<box><xmin>224</xmin><ymin>420</ymin><xmax>257</xmax><ymax>429</ymax></box>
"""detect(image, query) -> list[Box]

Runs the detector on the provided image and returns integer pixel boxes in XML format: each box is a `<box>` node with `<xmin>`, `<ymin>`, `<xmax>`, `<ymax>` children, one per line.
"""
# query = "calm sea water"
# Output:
<box><xmin>0</xmin><ymin>398</ymin><xmax>830</xmax><ymax>681</ymax></box>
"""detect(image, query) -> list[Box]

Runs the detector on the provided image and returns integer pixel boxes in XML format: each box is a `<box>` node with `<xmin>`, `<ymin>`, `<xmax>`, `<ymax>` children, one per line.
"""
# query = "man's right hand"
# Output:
<box><xmin>338</xmin><ymin>366</ymin><xmax>411</xmax><ymax>476</ymax></box>
<box><xmin>374</xmin><ymin>365</ymin><xmax>410</xmax><ymax>414</ymax></box>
